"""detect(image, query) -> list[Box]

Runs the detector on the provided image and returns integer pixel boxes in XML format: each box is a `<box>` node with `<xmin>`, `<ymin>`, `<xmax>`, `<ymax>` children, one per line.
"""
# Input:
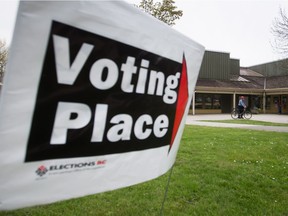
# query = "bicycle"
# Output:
<box><xmin>231</xmin><ymin>107</ymin><xmax>252</xmax><ymax>120</ymax></box>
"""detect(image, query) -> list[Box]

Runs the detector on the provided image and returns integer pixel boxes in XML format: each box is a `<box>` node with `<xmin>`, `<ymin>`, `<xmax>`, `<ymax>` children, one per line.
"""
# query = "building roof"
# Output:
<box><xmin>240</xmin><ymin>68</ymin><xmax>263</xmax><ymax>77</ymax></box>
<box><xmin>230</xmin><ymin>75</ymin><xmax>250</xmax><ymax>82</ymax></box>
<box><xmin>196</xmin><ymin>77</ymin><xmax>263</xmax><ymax>90</ymax></box>
<box><xmin>240</xmin><ymin>76</ymin><xmax>265</xmax><ymax>87</ymax></box>
<box><xmin>266</xmin><ymin>75</ymin><xmax>288</xmax><ymax>89</ymax></box>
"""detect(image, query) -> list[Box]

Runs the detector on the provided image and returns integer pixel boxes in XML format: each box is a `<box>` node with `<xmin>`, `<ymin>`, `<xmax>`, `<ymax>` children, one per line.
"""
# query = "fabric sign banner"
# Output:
<box><xmin>0</xmin><ymin>0</ymin><xmax>204</xmax><ymax>210</ymax></box>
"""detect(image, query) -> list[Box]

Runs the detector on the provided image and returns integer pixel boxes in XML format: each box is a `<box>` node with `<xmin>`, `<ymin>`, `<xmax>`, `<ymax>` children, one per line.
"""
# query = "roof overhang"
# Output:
<box><xmin>265</xmin><ymin>88</ymin><xmax>288</xmax><ymax>95</ymax></box>
<box><xmin>195</xmin><ymin>86</ymin><xmax>263</xmax><ymax>95</ymax></box>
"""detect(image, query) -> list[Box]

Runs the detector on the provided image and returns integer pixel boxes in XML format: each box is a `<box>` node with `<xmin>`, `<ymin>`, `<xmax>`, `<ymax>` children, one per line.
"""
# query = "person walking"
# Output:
<box><xmin>238</xmin><ymin>96</ymin><xmax>246</xmax><ymax>119</ymax></box>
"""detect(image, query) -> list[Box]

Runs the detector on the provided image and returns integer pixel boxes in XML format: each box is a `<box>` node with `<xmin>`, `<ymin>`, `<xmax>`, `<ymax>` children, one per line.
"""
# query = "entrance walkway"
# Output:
<box><xmin>185</xmin><ymin>114</ymin><xmax>288</xmax><ymax>132</ymax></box>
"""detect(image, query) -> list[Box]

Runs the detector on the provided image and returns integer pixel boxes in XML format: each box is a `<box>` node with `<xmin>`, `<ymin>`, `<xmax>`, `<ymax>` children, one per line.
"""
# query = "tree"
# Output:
<box><xmin>137</xmin><ymin>0</ymin><xmax>183</xmax><ymax>26</ymax></box>
<box><xmin>0</xmin><ymin>40</ymin><xmax>8</xmax><ymax>83</ymax></box>
<box><xmin>271</xmin><ymin>8</ymin><xmax>288</xmax><ymax>72</ymax></box>
<box><xmin>271</xmin><ymin>8</ymin><xmax>288</xmax><ymax>58</ymax></box>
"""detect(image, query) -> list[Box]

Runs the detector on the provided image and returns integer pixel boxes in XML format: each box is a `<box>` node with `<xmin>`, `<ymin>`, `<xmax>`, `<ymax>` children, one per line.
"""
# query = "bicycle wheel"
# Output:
<box><xmin>244</xmin><ymin>111</ymin><xmax>252</xmax><ymax>119</ymax></box>
<box><xmin>231</xmin><ymin>109</ymin><xmax>238</xmax><ymax>119</ymax></box>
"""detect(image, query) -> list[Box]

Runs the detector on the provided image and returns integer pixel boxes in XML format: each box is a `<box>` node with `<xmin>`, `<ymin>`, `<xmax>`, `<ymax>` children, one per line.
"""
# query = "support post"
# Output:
<box><xmin>192</xmin><ymin>91</ymin><xmax>196</xmax><ymax>115</ymax></box>
<box><xmin>233</xmin><ymin>92</ymin><xmax>236</xmax><ymax>109</ymax></box>
<box><xmin>263</xmin><ymin>92</ymin><xmax>266</xmax><ymax>114</ymax></box>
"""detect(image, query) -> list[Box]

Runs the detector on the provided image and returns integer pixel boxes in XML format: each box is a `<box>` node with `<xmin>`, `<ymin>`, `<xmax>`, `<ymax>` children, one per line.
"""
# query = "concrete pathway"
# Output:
<box><xmin>185</xmin><ymin>114</ymin><xmax>288</xmax><ymax>133</ymax></box>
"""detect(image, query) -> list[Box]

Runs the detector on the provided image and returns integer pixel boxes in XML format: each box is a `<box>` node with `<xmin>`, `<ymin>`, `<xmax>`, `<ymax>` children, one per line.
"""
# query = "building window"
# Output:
<box><xmin>265</xmin><ymin>96</ymin><xmax>271</xmax><ymax>110</ymax></box>
<box><xmin>251</xmin><ymin>96</ymin><xmax>260</xmax><ymax>109</ymax></box>
<box><xmin>195</xmin><ymin>94</ymin><xmax>221</xmax><ymax>109</ymax></box>
<box><xmin>283</xmin><ymin>96</ymin><xmax>287</xmax><ymax>109</ymax></box>
<box><xmin>213</xmin><ymin>95</ymin><xmax>221</xmax><ymax>109</ymax></box>
<box><xmin>195</xmin><ymin>97</ymin><xmax>203</xmax><ymax>109</ymax></box>
<box><xmin>204</xmin><ymin>96</ymin><xmax>212</xmax><ymax>109</ymax></box>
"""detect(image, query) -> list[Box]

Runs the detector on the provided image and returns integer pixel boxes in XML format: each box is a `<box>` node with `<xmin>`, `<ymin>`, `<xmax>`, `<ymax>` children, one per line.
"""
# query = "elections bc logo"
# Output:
<box><xmin>35</xmin><ymin>165</ymin><xmax>48</xmax><ymax>177</ymax></box>
<box><xmin>25</xmin><ymin>21</ymin><xmax>189</xmax><ymax>162</ymax></box>
<box><xmin>35</xmin><ymin>160</ymin><xmax>107</xmax><ymax>177</ymax></box>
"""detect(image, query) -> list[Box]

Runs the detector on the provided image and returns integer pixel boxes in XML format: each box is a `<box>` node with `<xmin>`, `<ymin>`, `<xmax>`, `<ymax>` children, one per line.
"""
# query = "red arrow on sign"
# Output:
<box><xmin>170</xmin><ymin>55</ymin><xmax>189</xmax><ymax>151</ymax></box>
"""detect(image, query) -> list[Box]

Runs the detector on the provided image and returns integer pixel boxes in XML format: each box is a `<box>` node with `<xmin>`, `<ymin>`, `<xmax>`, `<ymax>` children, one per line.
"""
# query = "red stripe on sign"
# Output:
<box><xmin>170</xmin><ymin>55</ymin><xmax>188</xmax><ymax>151</ymax></box>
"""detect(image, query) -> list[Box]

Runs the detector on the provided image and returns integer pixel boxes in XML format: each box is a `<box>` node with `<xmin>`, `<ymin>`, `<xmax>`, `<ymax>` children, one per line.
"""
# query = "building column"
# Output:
<box><xmin>192</xmin><ymin>91</ymin><xmax>196</xmax><ymax>115</ymax></box>
<box><xmin>233</xmin><ymin>92</ymin><xmax>236</xmax><ymax>109</ymax></box>
<box><xmin>263</xmin><ymin>92</ymin><xmax>266</xmax><ymax>114</ymax></box>
<box><xmin>263</xmin><ymin>78</ymin><xmax>266</xmax><ymax>114</ymax></box>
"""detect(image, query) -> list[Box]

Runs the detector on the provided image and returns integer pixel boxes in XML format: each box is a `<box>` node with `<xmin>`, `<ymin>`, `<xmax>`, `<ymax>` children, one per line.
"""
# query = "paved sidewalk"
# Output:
<box><xmin>185</xmin><ymin>114</ymin><xmax>288</xmax><ymax>132</ymax></box>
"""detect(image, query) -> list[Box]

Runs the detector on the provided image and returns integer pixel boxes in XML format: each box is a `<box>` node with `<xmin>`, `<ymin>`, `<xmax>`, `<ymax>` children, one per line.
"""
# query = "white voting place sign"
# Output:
<box><xmin>0</xmin><ymin>0</ymin><xmax>204</xmax><ymax>210</ymax></box>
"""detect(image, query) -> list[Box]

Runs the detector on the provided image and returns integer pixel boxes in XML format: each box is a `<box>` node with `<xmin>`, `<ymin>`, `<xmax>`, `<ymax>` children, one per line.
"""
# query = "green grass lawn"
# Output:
<box><xmin>1</xmin><ymin>125</ymin><xmax>287</xmax><ymax>216</ymax></box>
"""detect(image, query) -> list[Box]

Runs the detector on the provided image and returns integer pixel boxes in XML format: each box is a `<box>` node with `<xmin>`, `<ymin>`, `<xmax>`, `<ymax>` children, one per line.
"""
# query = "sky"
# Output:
<box><xmin>1</xmin><ymin>0</ymin><xmax>288</xmax><ymax>67</ymax></box>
